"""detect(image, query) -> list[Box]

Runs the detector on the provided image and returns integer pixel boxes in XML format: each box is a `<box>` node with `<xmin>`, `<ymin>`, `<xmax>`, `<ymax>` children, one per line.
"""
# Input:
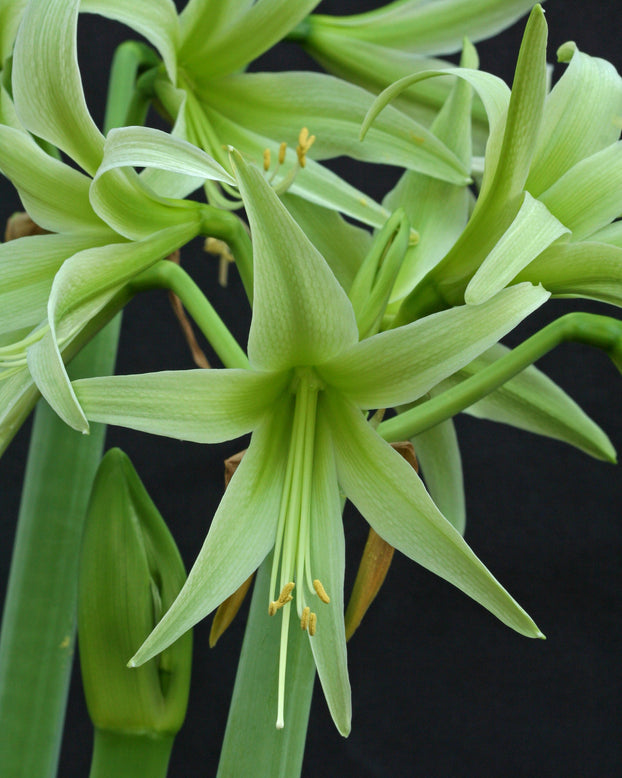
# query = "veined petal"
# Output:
<box><xmin>526</xmin><ymin>43</ymin><xmax>622</xmax><ymax>198</ymax></box>
<box><xmin>0</xmin><ymin>126</ymin><xmax>108</xmax><ymax>234</ymax></box>
<box><xmin>307</xmin><ymin>412</ymin><xmax>351</xmax><ymax>736</ymax></box>
<box><xmin>0</xmin><ymin>0</ymin><xmax>27</xmax><ymax>62</ymax></box>
<box><xmin>319</xmin><ymin>283</ymin><xmax>549</xmax><ymax>409</ymax></box>
<box><xmin>539</xmin><ymin>142</ymin><xmax>622</xmax><ymax>241</ymax></box>
<box><xmin>0</xmin><ymin>233</ymin><xmax>111</xmax><ymax>333</ymax></box>
<box><xmin>231</xmin><ymin>152</ymin><xmax>358</xmax><ymax>371</ymax></box>
<box><xmin>73</xmin><ymin>368</ymin><xmax>289</xmax><ymax>443</ymax></box>
<box><xmin>0</xmin><ymin>365</ymin><xmax>39</xmax><ymax>458</ymax></box>
<box><xmin>411</xmin><ymin>417</ymin><xmax>466</xmax><ymax>534</ymax></box>
<box><xmin>99</xmin><ymin>127</ymin><xmax>236</xmax><ymax>187</ymax></box>
<box><xmin>515</xmin><ymin>241</ymin><xmax>622</xmax><ymax>308</ymax></box>
<box><xmin>205</xmin><ymin>72</ymin><xmax>468</xmax><ymax>184</ymax></box>
<box><xmin>281</xmin><ymin>194</ymin><xmax>371</xmax><ymax>293</ymax></box>
<box><xmin>309</xmin><ymin>0</ymin><xmax>538</xmax><ymax>56</ymax></box>
<box><xmin>13</xmin><ymin>0</ymin><xmax>103</xmax><ymax>175</ymax></box>
<box><xmin>179</xmin><ymin>0</ymin><xmax>321</xmax><ymax>78</ymax></box>
<box><xmin>81</xmin><ymin>0</ymin><xmax>179</xmax><ymax>83</ymax></box>
<box><xmin>129</xmin><ymin>403</ymin><xmax>293</xmax><ymax>667</ymax></box>
<box><xmin>324</xmin><ymin>391</ymin><xmax>543</xmax><ymax>638</ymax></box>
<box><xmin>439</xmin><ymin>343</ymin><xmax>616</xmax><ymax>462</ymax></box>
<box><xmin>465</xmin><ymin>192</ymin><xmax>568</xmax><ymax>305</ymax></box>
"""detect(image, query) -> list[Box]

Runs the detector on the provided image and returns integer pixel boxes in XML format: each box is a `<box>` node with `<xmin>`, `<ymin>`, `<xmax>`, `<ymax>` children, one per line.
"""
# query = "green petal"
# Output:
<box><xmin>440</xmin><ymin>343</ymin><xmax>616</xmax><ymax>462</ymax></box>
<box><xmin>411</xmin><ymin>416</ymin><xmax>466</xmax><ymax>535</ymax></box>
<box><xmin>465</xmin><ymin>192</ymin><xmax>568</xmax><ymax>305</ymax></box>
<box><xmin>319</xmin><ymin>283</ymin><xmax>548</xmax><ymax>409</ymax></box>
<box><xmin>27</xmin><ymin>223</ymin><xmax>197</xmax><ymax>430</ymax></box>
<box><xmin>82</xmin><ymin>0</ymin><xmax>179</xmax><ymax>82</ymax></box>
<box><xmin>0</xmin><ymin>365</ymin><xmax>38</xmax><ymax>457</ymax></box>
<box><xmin>281</xmin><ymin>194</ymin><xmax>372</xmax><ymax>293</ymax></box>
<box><xmin>0</xmin><ymin>0</ymin><xmax>27</xmax><ymax>62</ymax></box>
<box><xmin>526</xmin><ymin>43</ymin><xmax>622</xmax><ymax>198</ymax></box>
<box><xmin>0</xmin><ymin>126</ymin><xmax>107</xmax><ymax>234</ymax></box>
<box><xmin>204</xmin><ymin>72</ymin><xmax>468</xmax><ymax>184</ymax></box>
<box><xmin>516</xmin><ymin>240</ymin><xmax>622</xmax><ymax>308</ymax></box>
<box><xmin>179</xmin><ymin>0</ymin><xmax>321</xmax><ymax>78</ymax></box>
<box><xmin>309</xmin><ymin>0</ymin><xmax>538</xmax><ymax>56</ymax></box>
<box><xmin>129</xmin><ymin>404</ymin><xmax>293</xmax><ymax>667</ymax></box>
<box><xmin>307</xmin><ymin>412</ymin><xmax>351</xmax><ymax>736</ymax></box>
<box><xmin>325</xmin><ymin>391</ymin><xmax>543</xmax><ymax>638</ymax></box>
<box><xmin>590</xmin><ymin>222</ymin><xmax>622</xmax><ymax>249</ymax></box>
<box><xmin>231</xmin><ymin>152</ymin><xmax>358</xmax><ymax>371</ymax></box>
<box><xmin>0</xmin><ymin>234</ymin><xmax>110</xmax><ymax>333</ymax></box>
<box><xmin>12</xmin><ymin>0</ymin><xmax>103</xmax><ymax>175</ymax></box>
<box><xmin>73</xmin><ymin>368</ymin><xmax>288</xmax><ymax>443</ymax></box>
<box><xmin>539</xmin><ymin>142</ymin><xmax>622</xmax><ymax>241</ymax></box>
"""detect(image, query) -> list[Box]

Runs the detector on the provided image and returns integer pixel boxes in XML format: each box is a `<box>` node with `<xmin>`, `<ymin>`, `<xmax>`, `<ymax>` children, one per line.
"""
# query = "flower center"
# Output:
<box><xmin>268</xmin><ymin>367</ymin><xmax>329</xmax><ymax>729</ymax></box>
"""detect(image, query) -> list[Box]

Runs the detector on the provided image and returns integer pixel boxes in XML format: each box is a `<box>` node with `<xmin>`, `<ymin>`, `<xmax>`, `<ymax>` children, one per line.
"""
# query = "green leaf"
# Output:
<box><xmin>318</xmin><ymin>284</ymin><xmax>549</xmax><ymax>408</ymax></box>
<box><xmin>82</xmin><ymin>0</ymin><xmax>179</xmax><ymax>82</ymax></box>
<box><xmin>441</xmin><ymin>342</ymin><xmax>616</xmax><ymax>461</ymax></box>
<box><xmin>465</xmin><ymin>192</ymin><xmax>568</xmax><ymax>304</ymax></box>
<box><xmin>324</xmin><ymin>391</ymin><xmax>543</xmax><ymax>638</ymax></box>
<box><xmin>0</xmin><ymin>126</ymin><xmax>108</xmax><ymax>234</ymax></box>
<box><xmin>12</xmin><ymin>0</ymin><xmax>103</xmax><ymax>175</ymax></box>
<box><xmin>307</xmin><ymin>413</ymin><xmax>351</xmax><ymax>736</ymax></box>
<box><xmin>526</xmin><ymin>43</ymin><xmax>622</xmax><ymax>198</ymax></box>
<box><xmin>231</xmin><ymin>152</ymin><xmax>359</xmax><ymax>371</ymax></box>
<box><xmin>129</xmin><ymin>404</ymin><xmax>293</xmax><ymax>667</ymax></box>
<box><xmin>201</xmin><ymin>72</ymin><xmax>469</xmax><ymax>184</ymax></box>
<box><xmin>73</xmin><ymin>368</ymin><xmax>289</xmax><ymax>443</ymax></box>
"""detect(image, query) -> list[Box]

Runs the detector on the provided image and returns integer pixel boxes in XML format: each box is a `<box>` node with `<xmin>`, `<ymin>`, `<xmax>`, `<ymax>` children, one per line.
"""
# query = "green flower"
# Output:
<box><xmin>70</xmin><ymin>151</ymin><xmax>547</xmax><ymax>734</ymax></box>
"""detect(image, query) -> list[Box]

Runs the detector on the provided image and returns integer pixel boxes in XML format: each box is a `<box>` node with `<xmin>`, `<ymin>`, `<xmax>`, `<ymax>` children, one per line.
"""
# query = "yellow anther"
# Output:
<box><xmin>263</xmin><ymin>148</ymin><xmax>271</xmax><ymax>172</ymax></box>
<box><xmin>308</xmin><ymin>612</ymin><xmax>317</xmax><ymax>637</ymax></box>
<box><xmin>300</xmin><ymin>606</ymin><xmax>311</xmax><ymax>631</ymax></box>
<box><xmin>278</xmin><ymin>141</ymin><xmax>287</xmax><ymax>165</ymax></box>
<box><xmin>296</xmin><ymin>127</ymin><xmax>316</xmax><ymax>168</ymax></box>
<box><xmin>278</xmin><ymin>582</ymin><xmax>295</xmax><ymax>605</ymax></box>
<box><xmin>313</xmin><ymin>579</ymin><xmax>330</xmax><ymax>604</ymax></box>
<box><xmin>268</xmin><ymin>601</ymin><xmax>278</xmax><ymax>616</ymax></box>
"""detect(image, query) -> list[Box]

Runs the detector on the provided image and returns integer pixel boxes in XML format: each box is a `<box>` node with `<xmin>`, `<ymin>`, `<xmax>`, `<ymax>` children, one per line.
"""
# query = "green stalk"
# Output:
<box><xmin>0</xmin><ymin>320</ymin><xmax>121</xmax><ymax>778</ymax></box>
<box><xmin>378</xmin><ymin>312</ymin><xmax>622</xmax><ymax>442</ymax></box>
<box><xmin>131</xmin><ymin>260</ymin><xmax>250</xmax><ymax>369</ymax></box>
<box><xmin>89</xmin><ymin>731</ymin><xmax>174</xmax><ymax>778</ymax></box>
<box><xmin>216</xmin><ymin>555</ymin><xmax>316</xmax><ymax>778</ymax></box>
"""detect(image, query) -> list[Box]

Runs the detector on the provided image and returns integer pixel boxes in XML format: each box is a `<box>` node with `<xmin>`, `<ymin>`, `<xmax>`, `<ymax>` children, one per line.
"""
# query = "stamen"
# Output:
<box><xmin>300</xmin><ymin>606</ymin><xmax>311</xmax><ymax>631</ymax></box>
<box><xmin>308</xmin><ymin>612</ymin><xmax>317</xmax><ymax>637</ymax></box>
<box><xmin>313</xmin><ymin>579</ymin><xmax>330</xmax><ymax>603</ymax></box>
<box><xmin>278</xmin><ymin>582</ymin><xmax>295</xmax><ymax>605</ymax></box>
<box><xmin>296</xmin><ymin>127</ymin><xmax>316</xmax><ymax>168</ymax></box>
<box><xmin>278</xmin><ymin>142</ymin><xmax>287</xmax><ymax>165</ymax></box>
<box><xmin>268</xmin><ymin>601</ymin><xmax>278</xmax><ymax>617</ymax></box>
<box><xmin>263</xmin><ymin>148</ymin><xmax>271</xmax><ymax>172</ymax></box>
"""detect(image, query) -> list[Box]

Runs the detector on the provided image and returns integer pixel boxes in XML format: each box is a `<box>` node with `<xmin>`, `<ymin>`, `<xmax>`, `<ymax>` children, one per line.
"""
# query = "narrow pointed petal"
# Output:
<box><xmin>205</xmin><ymin>73</ymin><xmax>468</xmax><ymax>184</ymax></box>
<box><xmin>0</xmin><ymin>366</ymin><xmax>39</xmax><ymax>457</ymax></box>
<box><xmin>440</xmin><ymin>343</ymin><xmax>616</xmax><ymax>462</ymax></box>
<box><xmin>231</xmin><ymin>152</ymin><xmax>358</xmax><ymax>371</ymax></box>
<box><xmin>13</xmin><ymin>0</ymin><xmax>103</xmax><ymax>175</ymax></box>
<box><xmin>526</xmin><ymin>43</ymin><xmax>622</xmax><ymax>197</ymax></box>
<box><xmin>465</xmin><ymin>192</ymin><xmax>568</xmax><ymax>304</ymax></box>
<box><xmin>307</xmin><ymin>412</ymin><xmax>351</xmax><ymax>736</ymax></box>
<box><xmin>411</xmin><ymin>417</ymin><xmax>466</xmax><ymax>535</ymax></box>
<box><xmin>73</xmin><ymin>368</ymin><xmax>288</xmax><ymax>443</ymax></box>
<box><xmin>324</xmin><ymin>392</ymin><xmax>543</xmax><ymax>638</ymax></box>
<box><xmin>130</xmin><ymin>405</ymin><xmax>292</xmax><ymax>667</ymax></box>
<box><xmin>0</xmin><ymin>127</ymin><xmax>107</xmax><ymax>234</ymax></box>
<box><xmin>82</xmin><ymin>0</ymin><xmax>179</xmax><ymax>82</ymax></box>
<box><xmin>0</xmin><ymin>0</ymin><xmax>27</xmax><ymax>62</ymax></box>
<box><xmin>319</xmin><ymin>283</ymin><xmax>548</xmax><ymax>409</ymax></box>
<box><xmin>516</xmin><ymin>240</ymin><xmax>622</xmax><ymax>307</ymax></box>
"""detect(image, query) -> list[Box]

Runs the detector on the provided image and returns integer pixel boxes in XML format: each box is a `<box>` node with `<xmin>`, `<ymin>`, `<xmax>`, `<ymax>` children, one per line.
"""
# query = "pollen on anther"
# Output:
<box><xmin>308</xmin><ymin>612</ymin><xmax>317</xmax><ymax>636</ymax></box>
<box><xmin>278</xmin><ymin>142</ymin><xmax>287</xmax><ymax>165</ymax></box>
<box><xmin>313</xmin><ymin>579</ymin><xmax>330</xmax><ymax>603</ymax></box>
<box><xmin>278</xmin><ymin>582</ymin><xmax>295</xmax><ymax>604</ymax></box>
<box><xmin>300</xmin><ymin>606</ymin><xmax>311</xmax><ymax>631</ymax></box>
<box><xmin>296</xmin><ymin>127</ymin><xmax>316</xmax><ymax>168</ymax></box>
<box><xmin>263</xmin><ymin>148</ymin><xmax>271</xmax><ymax>171</ymax></box>
<box><xmin>268</xmin><ymin>601</ymin><xmax>278</xmax><ymax>616</ymax></box>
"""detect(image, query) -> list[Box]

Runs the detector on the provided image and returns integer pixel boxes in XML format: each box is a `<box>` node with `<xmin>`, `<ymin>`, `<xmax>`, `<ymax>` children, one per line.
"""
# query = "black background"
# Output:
<box><xmin>1</xmin><ymin>1</ymin><xmax>621</xmax><ymax>776</ymax></box>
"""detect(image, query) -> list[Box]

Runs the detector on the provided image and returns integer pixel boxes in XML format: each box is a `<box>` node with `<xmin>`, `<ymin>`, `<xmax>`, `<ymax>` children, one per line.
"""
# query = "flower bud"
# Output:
<box><xmin>78</xmin><ymin>448</ymin><xmax>191</xmax><ymax>736</ymax></box>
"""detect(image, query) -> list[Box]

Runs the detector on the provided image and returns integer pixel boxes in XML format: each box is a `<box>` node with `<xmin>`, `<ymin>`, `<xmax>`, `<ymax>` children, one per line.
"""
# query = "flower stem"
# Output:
<box><xmin>130</xmin><ymin>260</ymin><xmax>250</xmax><ymax>369</ymax></box>
<box><xmin>89</xmin><ymin>730</ymin><xmax>174</xmax><ymax>778</ymax></box>
<box><xmin>378</xmin><ymin>311</ymin><xmax>622</xmax><ymax>442</ymax></box>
